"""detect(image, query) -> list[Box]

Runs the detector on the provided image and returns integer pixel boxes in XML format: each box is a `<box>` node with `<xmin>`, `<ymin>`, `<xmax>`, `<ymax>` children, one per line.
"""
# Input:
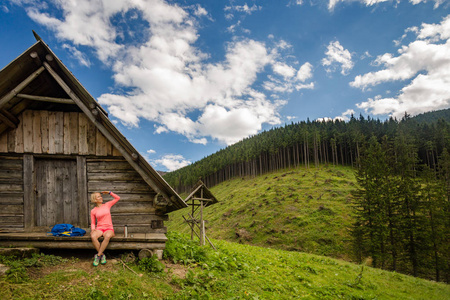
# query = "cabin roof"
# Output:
<box><xmin>0</xmin><ymin>34</ymin><xmax>187</xmax><ymax>212</ymax></box>
<box><xmin>184</xmin><ymin>180</ymin><xmax>218</xmax><ymax>207</ymax></box>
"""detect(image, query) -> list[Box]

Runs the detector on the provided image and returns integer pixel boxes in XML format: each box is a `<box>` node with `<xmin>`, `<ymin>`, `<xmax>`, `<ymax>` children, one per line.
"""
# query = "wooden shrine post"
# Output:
<box><xmin>183</xmin><ymin>180</ymin><xmax>218</xmax><ymax>250</ymax></box>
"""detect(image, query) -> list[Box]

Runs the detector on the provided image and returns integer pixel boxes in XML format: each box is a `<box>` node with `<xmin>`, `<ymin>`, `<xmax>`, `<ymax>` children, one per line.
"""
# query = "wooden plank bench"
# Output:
<box><xmin>0</xmin><ymin>232</ymin><xmax>167</xmax><ymax>258</ymax></box>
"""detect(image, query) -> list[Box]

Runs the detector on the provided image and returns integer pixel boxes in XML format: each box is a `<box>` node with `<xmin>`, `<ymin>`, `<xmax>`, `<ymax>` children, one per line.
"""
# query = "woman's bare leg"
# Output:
<box><xmin>91</xmin><ymin>230</ymin><xmax>103</xmax><ymax>252</ymax></box>
<box><xmin>98</xmin><ymin>230</ymin><xmax>115</xmax><ymax>256</ymax></box>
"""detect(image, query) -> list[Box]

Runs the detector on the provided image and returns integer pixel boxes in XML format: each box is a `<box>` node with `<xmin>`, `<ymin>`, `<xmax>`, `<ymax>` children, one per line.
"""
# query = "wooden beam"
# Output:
<box><xmin>192</xmin><ymin>197</ymin><xmax>214</xmax><ymax>202</ymax></box>
<box><xmin>77</xmin><ymin>156</ymin><xmax>88</xmax><ymax>228</ymax></box>
<box><xmin>42</xmin><ymin>61</ymin><xmax>172</xmax><ymax>202</ymax></box>
<box><xmin>30</xmin><ymin>52</ymin><xmax>43</xmax><ymax>66</ymax></box>
<box><xmin>187</xmin><ymin>212</ymin><xmax>216</xmax><ymax>250</ymax></box>
<box><xmin>0</xmin><ymin>109</ymin><xmax>19</xmax><ymax>124</ymax></box>
<box><xmin>0</xmin><ymin>112</ymin><xmax>17</xmax><ymax>128</ymax></box>
<box><xmin>16</xmin><ymin>93</ymin><xmax>74</xmax><ymax>104</ymax></box>
<box><xmin>0</xmin><ymin>66</ymin><xmax>46</xmax><ymax>110</ymax></box>
<box><xmin>23</xmin><ymin>155</ymin><xmax>35</xmax><ymax>229</ymax></box>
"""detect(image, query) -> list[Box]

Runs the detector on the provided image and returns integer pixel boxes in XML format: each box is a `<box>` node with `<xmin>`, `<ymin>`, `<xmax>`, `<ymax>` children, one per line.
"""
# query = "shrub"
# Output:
<box><xmin>138</xmin><ymin>255</ymin><xmax>165</xmax><ymax>273</ymax></box>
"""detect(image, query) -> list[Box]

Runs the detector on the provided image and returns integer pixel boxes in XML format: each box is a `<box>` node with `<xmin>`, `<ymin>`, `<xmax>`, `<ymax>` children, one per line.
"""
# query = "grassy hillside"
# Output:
<box><xmin>1</xmin><ymin>233</ymin><xmax>449</xmax><ymax>299</ymax></box>
<box><xmin>168</xmin><ymin>164</ymin><xmax>357</xmax><ymax>260</ymax></box>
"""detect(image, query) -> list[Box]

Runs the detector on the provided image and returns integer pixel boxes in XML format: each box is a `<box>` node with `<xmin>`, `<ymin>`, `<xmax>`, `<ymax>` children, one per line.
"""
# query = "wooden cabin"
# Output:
<box><xmin>0</xmin><ymin>34</ymin><xmax>187</xmax><ymax>255</ymax></box>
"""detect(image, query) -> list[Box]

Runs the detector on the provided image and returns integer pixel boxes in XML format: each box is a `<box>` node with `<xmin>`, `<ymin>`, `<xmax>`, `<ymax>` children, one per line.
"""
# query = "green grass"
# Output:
<box><xmin>1</xmin><ymin>233</ymin><xmax>448</xmax><ymax>299</ymax></box>
<box><xmin>168</xmin><ymin>164</ymin><xmax>357</xmax><ymax>259</ymax></box>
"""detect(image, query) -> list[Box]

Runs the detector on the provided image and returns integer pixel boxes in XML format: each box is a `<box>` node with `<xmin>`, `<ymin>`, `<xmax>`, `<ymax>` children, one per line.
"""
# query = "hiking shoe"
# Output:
<box><xmin>93</xmin><ymin>254</ymin><xmax>100</xmax><ymax>267</ymax></box>
<box><xmin>100</xmin><ymin>254</ymin><xmax>107</xmax><ymax>265</ymax></box>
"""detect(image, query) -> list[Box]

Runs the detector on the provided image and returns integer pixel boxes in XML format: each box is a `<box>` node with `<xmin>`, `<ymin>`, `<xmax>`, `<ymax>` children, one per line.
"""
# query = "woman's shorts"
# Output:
<box><xmin>97</xmin><ymin>228</ymin><xmax>114</xmax><ymax>233</ymax></box>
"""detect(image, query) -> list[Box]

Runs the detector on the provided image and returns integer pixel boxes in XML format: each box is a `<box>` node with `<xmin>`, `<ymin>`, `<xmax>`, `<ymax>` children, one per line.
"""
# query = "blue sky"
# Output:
<box><xmin>1</xmin><ymin>0</ymin><xmax>449</xmax><ymax>171</ymax></box>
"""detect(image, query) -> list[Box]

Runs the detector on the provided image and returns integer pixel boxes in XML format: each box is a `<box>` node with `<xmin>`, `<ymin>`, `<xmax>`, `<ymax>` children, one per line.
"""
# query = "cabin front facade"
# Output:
<box><xmin>0</xmin><ymin>35</ymin><xmax>187</xmax><ymax>253</ymax></box>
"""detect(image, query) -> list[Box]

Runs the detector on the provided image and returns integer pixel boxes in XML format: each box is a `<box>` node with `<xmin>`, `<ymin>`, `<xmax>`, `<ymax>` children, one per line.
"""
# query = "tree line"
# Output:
<box><xmin>164</xmin><ymin>110</ymin><xmax>450</xmax><ymax>193</ymax></box>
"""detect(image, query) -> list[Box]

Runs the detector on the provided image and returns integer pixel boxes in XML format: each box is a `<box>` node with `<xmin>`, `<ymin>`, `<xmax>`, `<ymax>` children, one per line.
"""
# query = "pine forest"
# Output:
<box><xmin>164</xmin><ymin>109</ymin><xmax>450</xmax><ymax>282</ymax></box>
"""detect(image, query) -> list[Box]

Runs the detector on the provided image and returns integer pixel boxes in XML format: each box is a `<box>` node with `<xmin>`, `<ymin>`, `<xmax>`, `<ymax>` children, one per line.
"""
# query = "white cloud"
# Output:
<box><xmin>147</xmin><ymin>149</ymin><xmax>156</xmax><ymax>154</ymax></box>
<box><xmin>13</xmin><ymin>0</ymin><xmax>302</xmax><ymax>146</ymax></box>
<box><xmin>152</xmin><ymin>154</ymin><xmax>191</xmax><ymax>171</ymax></box>
<box><xmin>273</xmin><ymin>62</ymin><xmax>296</xmax><ymax>79</ymax></box>
<box><xmin>322</xmin><ymin>41</ymin><xmax>354</xmax><ymax>75</ymax></box>
<box><xmin>353</xmin><ymin>15</ymin><xmax>450</xmax><ymax>119</ymax></box>
<box><xmin>62</xmin><ymin>44</ymin><xmax>91</xmax><ymax>67</ymax></box>
<box><xmin>193</xmin><ymin>4</ymin><xmax>207</xmax><ymax>17</ymax></box>
<box><xmin>297</xmin><ymin>62</ymin><xmax>313</xmax><ymax>82</ymax></box>
<box><xmin>328</xmin><ymin>0</ymin><xmax>445</xmax><ymax>11</ymax></box>
<box><xmin>338</xmin><ymin>109</ymin><xmax>356</xmax><ymax>121</ymax></box>
<box><xmin>224</xmin><ymin>4</ymin><xmax>261</xmax><ymax>15</ymax></box>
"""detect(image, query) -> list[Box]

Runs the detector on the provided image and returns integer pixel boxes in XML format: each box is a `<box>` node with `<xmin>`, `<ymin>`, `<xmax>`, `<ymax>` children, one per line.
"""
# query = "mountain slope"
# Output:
<box><xmin>168</xmin><ymin>164</ymin><xmax>356</xmax><ymax>259</ymax></box>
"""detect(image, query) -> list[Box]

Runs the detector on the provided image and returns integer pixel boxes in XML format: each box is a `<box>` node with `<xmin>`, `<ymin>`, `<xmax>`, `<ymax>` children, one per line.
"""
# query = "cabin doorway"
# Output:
<box><xmin>35</xmin><ymin>158</ymin><xmax>79</xmax><ymax>227</ymax></box>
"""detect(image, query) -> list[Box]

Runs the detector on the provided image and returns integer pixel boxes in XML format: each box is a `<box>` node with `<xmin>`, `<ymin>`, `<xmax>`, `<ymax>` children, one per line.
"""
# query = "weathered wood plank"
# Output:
<box><xmin>55</xmin><ymin>112</ymin><xmax>64</xmax><ymax>154</ymax></box>
<box><xmin>0</xmin><ymin>157</ymin><xmax>23</xmax><ymax>169</ymax></box>
<box><xmin>35</xmin><ymin>159</ymin><xmax>47</xmax><ymax>227</ymax></box>
<box><xmin>40</xmin><ymin>111</ymin><xmax>49</xmax><ymax>154</ymax></box>
<box><xmin>7</xmin><ymin>128</ymin><xmax>15</xmax><ymax>152</ymax></box>
<box><xmin>48</xmin><ymin>112</ymin><xmax>56</xmax><ymax>154</ymax></box>
<box><xmin>63</xmin><ymin>113</ymin><xmax>70</xmax><ymax>155</ymax></box>
<box><xmin>47</xmin><ymin>160</ymin><xmax>59</xmax><ymax>225</ymax></box>
<box><xmin>87</xmin><ymin>119</ymin><xmax>96</xmax><ymax>155</ymax></box>
<box><xmin>0</xmin><ymin>216</ymin><xmax>23</xmax><ymax>224</ymax></box>
<box><xmin>112</xmin><ymin>145</ymin><xmax>121</xmax><ymax>156</ymax></box>
<box><xmin>0</xmin><ymin>194</ymin><xmax>24</xmax><ymax>204</ymax></box>
<box><xmin>32</xmin><ymin>111</ymin><xmax>42</xmax><ymax>154</ymax></box>
<box><xmin>87</xmin><ymin>160</ymin><xmax>132</xmax><ymax>172</ymax></box>
<box><xmin>70</xmin><ymin>159</ymin><xmax>79</xmax><ymax>224</ymax></box>
<box><xmin>14</xmin><ymin>113</ymin><xmax>24</xmax><ymax>153</ymax></box>
<box><xmin>77</xmin><ymin>156</ymin><xmax>88</xmax><ymax>228</ymax></box>
<box><xmin>112</xmin><ymin>214</ymin><xmax>168</xmax><ymax>225</ymax></box>
<box><xmin>0</xmin><ymin>239</ymin><xmax>166</xmax><ymax>250</ymax></box>
<box><xmin>69</xmin><ymin>112</ymin><xmax>79</xmax><ymax>154</ymax></box>
<box><xmin>88</xmin><ymin>181</ymin><xmax>153</xmax><ymax>193</ymax></box>
<box><xmin>95</xmin><ymin>130</ymin><xmax>108</xmax><ymax>156</ymax></box>
<box><xmin>0</xmin><ymin>169</ymin><xmax>22</xmax><ymax>181</ymax></box>
<box><xmin>113</xmin><ymin>202</ymin><xmax>155</xmax><ymax>214</ymax></box>
<box><xmin>0</xmin><ymin>225</ymin><xmax>24</xmax><ymax>232</ymax></box>
<box><xmin>87</xmin><ymin>171</ymin><xmax>143</xmax><ymax>181</ymax></box>
<box><xmin>0</xmin><ymin>183</ymin><xmax>23</xmax><ymax>192</ymax></box>
<box><xmin>62</xmin><ymin>161</ymin><xmax>72</xmax><ymax>223</ymax></box>
<box><xmin>113</xmin><ymin>226</ymin><xmax>167</xmax><ymax>234</ymax></box>
<box><xmin>0</xmin><ymin>204</ymin><xmax>23</xmax><ymax>214</ymax></box>
<box><xmin>23</xmin><ymin>154</ymin><xmax>34</xmax><ymax>229</ymax></box>
<box><xmin>78</xmin><ymin>114</ymin><xmax>89</xmax><ymax>155</ymax></box>
<box><xmin>112</xmin><ymin>193</ymin><xmax>155</xmax><ymax>202</ymax></box>
<box><xmin>0</xmin><ymin>132</ymin><xmax>7</xmax><ymax>152</ymax></box>
<box><xmin>23</xmin><ymin>110</ymin><xmax>33</xmax><ymax>153</ymax></box>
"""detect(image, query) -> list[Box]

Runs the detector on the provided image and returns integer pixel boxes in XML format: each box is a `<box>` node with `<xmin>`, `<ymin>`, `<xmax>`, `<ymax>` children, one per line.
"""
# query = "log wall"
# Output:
<box><xmin>87</xmin><ymin>158</ymin><xmax>168</xmax><ymax>234</ymax></box>
<box><xmin>0</xmin><ymin>110</ymin><xmax>168</xmax><ymax>235</ymax></box>
<box><xmin>0</xmin><ymin>110</ymin><xmax>121</xmax><ymax>156</ymax></box>
<box><xmin>0</xmin><ymin>157</ymin><xmax>24</xmax><ymax>231</ymax></box>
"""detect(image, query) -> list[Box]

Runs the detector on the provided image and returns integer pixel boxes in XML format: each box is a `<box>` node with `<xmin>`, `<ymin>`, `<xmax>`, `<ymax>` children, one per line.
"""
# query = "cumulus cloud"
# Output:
<box><xmin>297</xmin><ymin>62</ymin><xmax>313</xmax><ymax>82</ymax></box>
<box><xmin>152</xmin><ymin>154</ymin><xmax>191</xmax><ymax>171</ymax></box>
<box><xmin>353</xmin><ymin>15</ymin><xmax>450</xmax><ymax>119</ymax></box>
<box><xmin>322</xmin><ymin>41</ymin><xmax>354</xmax><ymax>75</ymax></box>
<box><xmin>10</xmin><ymin>0</ymin><xmax>313</xmax><ymax>147</ymax></box>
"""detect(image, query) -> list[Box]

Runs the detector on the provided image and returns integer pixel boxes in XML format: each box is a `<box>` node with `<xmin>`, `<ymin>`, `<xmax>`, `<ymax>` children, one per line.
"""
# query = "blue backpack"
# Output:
<box><xmin>48</xmin><ymin>223</ymin><xmax>86</xmax><ymax>237</ymax></box>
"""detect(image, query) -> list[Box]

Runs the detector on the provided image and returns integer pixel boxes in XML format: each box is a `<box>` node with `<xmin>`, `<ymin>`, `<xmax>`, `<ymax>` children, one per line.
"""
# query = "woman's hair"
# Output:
<box><xmin>91</xmin><ymin>192</ymin><xmax>100</xmax><ymax>203</ymax></box>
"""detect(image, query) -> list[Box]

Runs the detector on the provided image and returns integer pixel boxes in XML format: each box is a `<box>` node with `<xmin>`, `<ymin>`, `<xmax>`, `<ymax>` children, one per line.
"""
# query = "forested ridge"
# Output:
<box><xmin>165</xmin><ymin>108</ymin><xmax>450</xmax><ymax>282</ymax></box>
<box><xmin>164</xmin><ymin>109</ymin><xmax>450</xmax><ymax>192</ymax></box>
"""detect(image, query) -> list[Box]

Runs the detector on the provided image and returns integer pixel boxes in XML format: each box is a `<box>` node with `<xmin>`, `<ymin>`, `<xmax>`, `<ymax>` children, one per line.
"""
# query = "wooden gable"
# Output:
<box><xmin>0</xmin><ymin>35</ymin><xmax>187</xmax><ymax>234</ymax></box>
